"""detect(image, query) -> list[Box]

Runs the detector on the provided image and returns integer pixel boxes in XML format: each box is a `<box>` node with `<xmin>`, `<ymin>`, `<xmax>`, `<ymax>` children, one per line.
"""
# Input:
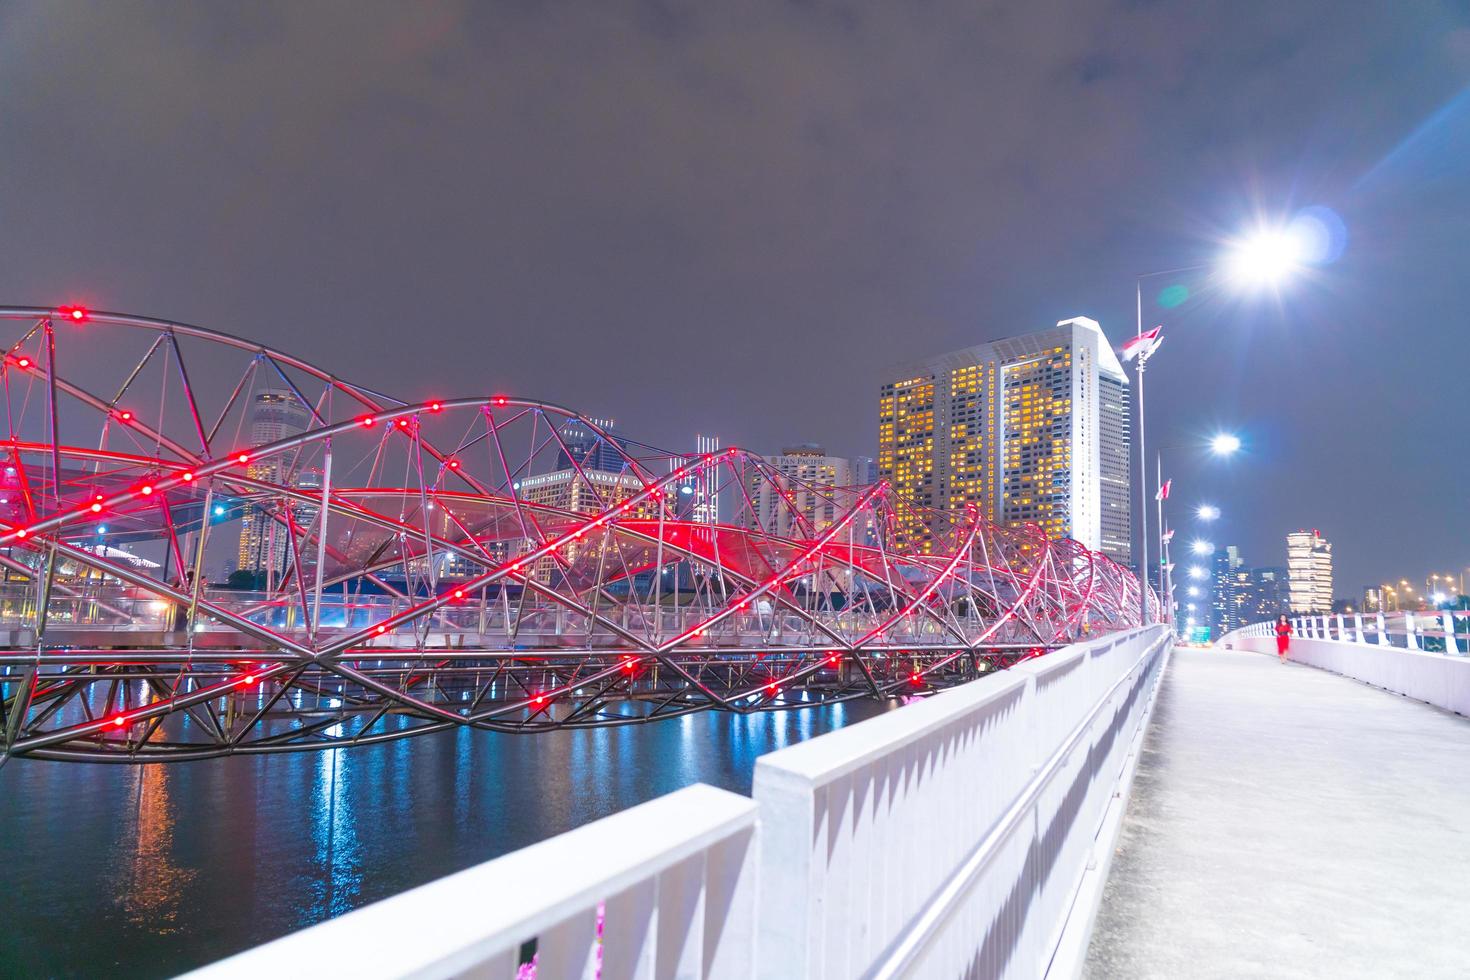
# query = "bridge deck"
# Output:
<box><xmin>1085</xmin><ymin>646</ymin><xmax>1470</xmax><ymax>978</ymax></box>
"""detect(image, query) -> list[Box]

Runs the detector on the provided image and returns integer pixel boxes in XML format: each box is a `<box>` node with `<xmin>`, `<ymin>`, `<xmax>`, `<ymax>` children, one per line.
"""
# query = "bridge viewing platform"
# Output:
<box><xmin>1087</xmin><ymin>642</ymin><xmax>1470</xmax><ymax>978</ymax></box>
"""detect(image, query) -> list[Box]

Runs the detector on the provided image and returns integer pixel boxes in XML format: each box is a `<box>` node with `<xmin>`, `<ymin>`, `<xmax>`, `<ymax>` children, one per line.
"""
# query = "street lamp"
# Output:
<box><xmin>1210</xmin><ymin>433</ymin><xmax>1243</xmax><ymax>456</ymax></box>
<box><xmin>1196</xmin><ymin>504</ymin><xmax>1221</xmax><ymax>522</ymax></box>
<box><xmin>1189</xmin><ymin>566</ymin><xmax>1208</xmax><ymax>580</ymax></box>
<box><xmin>1131</xmin><ymin>224</ymin><xmax>1303</xmax><ymax>624</ymax></box>
<box><xmin>1191</xmin><ymin>539</ymin><xmax>1213</xmax><ymax>556</ymax></box>
<box><xmin>1222</xmin><ymin>226</ymin><xmax>1309</xmax><ymax>287</ymax></box>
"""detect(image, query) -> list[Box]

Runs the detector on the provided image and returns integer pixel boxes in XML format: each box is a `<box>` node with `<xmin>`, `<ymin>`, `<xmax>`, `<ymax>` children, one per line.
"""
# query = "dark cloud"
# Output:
<box><xmin>1</xmin><ymin>0</ymin><xmax>1467</xmax><ymax>592</ymax></box>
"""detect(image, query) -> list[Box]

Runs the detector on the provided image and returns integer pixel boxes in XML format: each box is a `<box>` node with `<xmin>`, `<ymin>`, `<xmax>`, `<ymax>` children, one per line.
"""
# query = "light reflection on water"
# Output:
<box><xmin>0</xmin><ymin>699</ymin><xmax>894</xmax><ymax>978</ymax></box>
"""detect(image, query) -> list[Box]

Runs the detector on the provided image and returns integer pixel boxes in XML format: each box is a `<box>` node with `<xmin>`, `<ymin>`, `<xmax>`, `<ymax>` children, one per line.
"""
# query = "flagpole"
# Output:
<box><xmin>1157</xmin><ymin>451</ymin><xmax>1171</xmax><ymax>633</ymax></box>
<box><xmin>1135</xmin><ymin>278</ymin><xmax>1150</xmax><ymax>624</ymax></box>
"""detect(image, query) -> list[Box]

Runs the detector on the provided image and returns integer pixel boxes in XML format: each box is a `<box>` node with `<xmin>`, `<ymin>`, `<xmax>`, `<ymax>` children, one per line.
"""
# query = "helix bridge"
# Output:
<box><xmin>0</xmin><ymin>306</ymin><xmax>1157</xmax><ymax>762</ymax></box>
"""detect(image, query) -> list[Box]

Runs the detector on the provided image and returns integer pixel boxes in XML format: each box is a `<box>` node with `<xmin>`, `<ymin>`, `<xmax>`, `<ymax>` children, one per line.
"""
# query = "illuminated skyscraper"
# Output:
<box><xmin>742</xmin><ymin>445</ymin><xmax>858</xmax><ymax>540</ymax></box>
<box><xmin>237</xmin><ymin>389</ymin><xmax>310</xmax><ymax>575</ymax></box>
<box><xmin>877</xmin><ymin>317</ymin><xmax>1130</xmax><ymax>560</ymax></box>
<box><xmin>555</xmin><ymin>416</ymin><xmax>629</xmax><ymax>473</ymax></box>
<box><xmin>1287</xmin><ymin>529</ymin><xmax>1333</xmax><ymax>613</ymax></box>
<box><xmin>671</xmin><ymin>434</ymin><xmax>721</xmax><ymax>524</ymax></box>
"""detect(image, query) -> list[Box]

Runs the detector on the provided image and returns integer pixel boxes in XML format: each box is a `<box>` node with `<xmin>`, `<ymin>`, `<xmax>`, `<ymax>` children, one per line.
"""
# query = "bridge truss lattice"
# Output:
<box><xmin>0</xmin><ymin>306</ymin><xmax>1156</xmax><ymax>761</ymax></box>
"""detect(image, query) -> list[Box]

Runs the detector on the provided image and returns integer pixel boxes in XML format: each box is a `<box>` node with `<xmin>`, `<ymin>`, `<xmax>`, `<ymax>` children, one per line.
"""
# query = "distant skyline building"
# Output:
<box><xmin>555</xmin><ymin>416</ymin><xmax>629</xmax><ymax>473</ymax></box>
<box><xmin>1287</xmin><ymin>529</ymin><xmax>1334</xmax><ymax>614</ymax></box>
<box><xmin>1209</xmin><ymin>547</ymin><xmax>1237</xmax><ymax>637</ymax></box>
<box><xmin>877</xmin><ymin>316</ymin><xmax>1130</xmax><ymax>562</ymax></box>
<box><xmin>671</xmin><ymin>434</ymin><xmax>720</xmax><ymax>525</ymax></box>
<box><xmin>237</xmin><ymin>389</ymin><xmax>310</xmax><ymax>575</ymax></box>
<box><xmin>742</xmin><ymin>444</ymin><xmax>858</xmax><ymax>540</ymax></box>
<box><xmin>1243</xmin><ymin>566</ymin><xmax>1290</xmax><ymax>622</ymax></box>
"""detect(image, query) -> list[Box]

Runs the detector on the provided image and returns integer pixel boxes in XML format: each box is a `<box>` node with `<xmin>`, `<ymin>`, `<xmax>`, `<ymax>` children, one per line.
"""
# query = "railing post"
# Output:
<box><xmin>1335</xmin><ymin>613</ymin><xmax>1346</xmax><ymax>640</ymax></box>
<box><xmin>1376</xmin><ymin>612</ymin><xmax>1387</xmax><ymax>646</ymax></box>
<box><xmin>1404</xmin><ymin>612</ymin><xmax>1421</xmax><ymax>650</ymax></box>
<box><xmin>1352</xmin><ymin>613</ymin><xmax>1365</xmax><ymax>644</ymax></box>
<box><xmin>1441</xmin><ymin>610</ymin><xmax>1460</xmax><ymax>655</ymax></box>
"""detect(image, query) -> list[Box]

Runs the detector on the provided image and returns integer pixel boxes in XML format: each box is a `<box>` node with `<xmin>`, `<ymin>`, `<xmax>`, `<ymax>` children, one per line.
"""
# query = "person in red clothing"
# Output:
<box><xmin>1274</xmin><ymin>614</ymin><xmax>1293</xmax><ymax>662</ymax></box>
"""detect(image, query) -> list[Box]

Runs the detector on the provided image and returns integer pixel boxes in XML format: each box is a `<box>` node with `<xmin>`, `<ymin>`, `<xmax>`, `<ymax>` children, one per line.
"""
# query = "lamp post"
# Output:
<box><xmin>1153</xmin><ymin>434</ymin><xmax>1240</xmax><ymax>636</ymax></box>
<box><xmin>1130</xmin><ymin>224</ymin><xmax>1308</xmax><ymax>625</ymax></box>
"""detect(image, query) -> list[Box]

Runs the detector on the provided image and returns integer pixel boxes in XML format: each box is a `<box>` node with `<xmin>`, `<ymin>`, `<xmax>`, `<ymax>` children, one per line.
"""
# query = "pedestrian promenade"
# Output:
<box><xmin>1085</xmin><ymin>647</ymin><xmax>1470</xmax><ymax>979</ymax></box>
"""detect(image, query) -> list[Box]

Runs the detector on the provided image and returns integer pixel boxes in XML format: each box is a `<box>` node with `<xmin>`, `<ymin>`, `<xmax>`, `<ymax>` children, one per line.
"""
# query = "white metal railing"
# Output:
<box><xmin>1230</xmin><ymin>610</ymin><xmax>1470</xmax><ymax>655</ymax></box>
<box><xmin>185</xmin><ymin>784</ymin><xmax>759</xmax><ymax>979</ymax></box>
<box><xmin>185</xmin><ymin>627</ymin><xmax>1169</xmax><ymax>980</ymax></box>
<box><xmin>752</xmin><ymin>625</ymin><xmax>1169</xmax><ymax>978</ymax></box>
<box><xmin>1223</xmin><ymin>614</ymin><xmax>1470</xmax><ymax>718</ymax></box>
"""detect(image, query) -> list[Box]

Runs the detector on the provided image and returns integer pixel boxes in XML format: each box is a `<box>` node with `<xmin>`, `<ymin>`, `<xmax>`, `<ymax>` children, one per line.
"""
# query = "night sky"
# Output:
<box><xmin>2</xmin><ymin>1</ymin><xmax>1467</xmax><ymax>597</ymax></box>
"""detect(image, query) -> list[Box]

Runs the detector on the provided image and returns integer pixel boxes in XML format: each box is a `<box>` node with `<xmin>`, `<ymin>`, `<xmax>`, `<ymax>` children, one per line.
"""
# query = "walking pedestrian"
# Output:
<box><xmin>1274</xmin><ymin>614</ymin><xmax>1292</xmax><ymax>663</ymax></box>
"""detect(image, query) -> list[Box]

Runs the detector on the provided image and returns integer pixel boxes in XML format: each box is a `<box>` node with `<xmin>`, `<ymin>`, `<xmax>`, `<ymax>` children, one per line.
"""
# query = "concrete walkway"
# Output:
<box><xmin>1085</xmin><ymin>647</ymin><xmax>1470</xmax><ymax>979</ymax></box>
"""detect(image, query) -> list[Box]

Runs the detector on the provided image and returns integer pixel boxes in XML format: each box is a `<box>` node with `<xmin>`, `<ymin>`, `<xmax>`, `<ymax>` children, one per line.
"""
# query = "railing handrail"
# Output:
<box><xmin>185</xmin><ymin>783</ymin><xmax>757</xmax><ymax>979</ymax></box>
<box><xmin>1224</xmin><ymin>610</ymin><xmax>1469</xmax><ymax>656</ymax></box>
<box><xmin>866</xmin><ymin>627</ymin><xmax>1167</xmax><ymax>978</ymax></box>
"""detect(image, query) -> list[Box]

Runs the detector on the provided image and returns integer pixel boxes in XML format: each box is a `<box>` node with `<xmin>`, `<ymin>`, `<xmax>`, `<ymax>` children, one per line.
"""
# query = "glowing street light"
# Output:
<box><xmin>1196</xmin><ymin>504</ymin><xmax>1221</xmax><ymax>521</ymax></box>
<box><xmin>1189</xmin><ymin>566</ymin><xmax>1208</xmax><ymax>581</ymax></box>
<box><xmin>1222</xmin><ymin>226</ymin><xmax>1308</xmax><ymax>287</ymax></box>
<box><xmin>1191</xmin><ymin>540</ymin><xmax>1213</xmax><ymax>556</ymax></box>
<box><xmin>1132</xmin><ymin>213</ymin><xmax>1318</xmax><ymax>622</ymax></box>
<box><xmin>1187</xmin><ymin>586</ymin><xmax>1201</xmax><ymax>597</ymax></box>
<box><xmin>1210</xmin><ymin>433</ymin><xmax>1242</xmax><ymax>456</ymax></box>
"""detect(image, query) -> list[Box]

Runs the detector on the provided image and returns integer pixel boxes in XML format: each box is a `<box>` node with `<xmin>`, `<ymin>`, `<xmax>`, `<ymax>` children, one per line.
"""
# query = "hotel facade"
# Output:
<box><xmin>877</xmin><ymin>317</ymin><xmax>1131</xmax><ymax>564</ymax></box>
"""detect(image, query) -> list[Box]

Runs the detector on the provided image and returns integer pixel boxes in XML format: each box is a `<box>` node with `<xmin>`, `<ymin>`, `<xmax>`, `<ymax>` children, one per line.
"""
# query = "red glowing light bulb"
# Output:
<box><xmin>429</xmin><ymin>401</ymin><xmax>442</xmax><ymax>412</ymax></box>
<box><xmin>360</xmin><ymin>416</ymin><xmax>375</xmax><ymax>427</ymax></box>
<box><xmin>492</xmin><ymin>396</ymin><xmax>507</xmax><ymax>407</ymax></box>
<box><xmin>375</xmin><ymin>625</ymin><xmax>387</xmax><ymax>634</ymax></box>
<box><xmin>396</xmin><ymin>418</ymin><xmax>409</xmax><ymax>428</ymax></box>
<box><xmin>70</xmin><ymin>307</ymin><xmax>85</xmax><ymax>321</ymax></box>
<box><xmin>119</xmin><ymin>411</ymin><xmax>133</xmax><ymax>422</ymax></box>
<box><xmin>15</xmin><ymin>529</ymin><xmax>27</xmax><ymax>539</ymax></box>
<box><xmin>447</xmin><ymin>459</ymin><xmax>461</xmax><ymax>469</ymax></box>
<box><xmin>181</xmin><ymin>472</ymin><xmax>194</xmax><ymax>482</ymax></box>
<box><xmin>453</xmin><ymin>589</ymin><xmax>465</xmax><ymax>599</ymax></box>
<box><xmin>236</xmin><ymin>453</ymin><xmax>249</xmax><ymax>465</ymax></box>
<box><xmin>90</xmin><ymin>502</ymin><xmax>102</xmax><ymax>513</ymax></box>
<box><xmin>533</xmin><ymin>695</ymin><xmax>544</xmax><ymax>705</ymax></box>
<box><xmin>241</xmin><ymin>675</ymin><xmax>255</xmax><ymax>686</ymax></box>
<box><xmin>15</xmin><ymin>357</ymin><xmax>30</xmax><ymax>369</ymax></box>
<box><xmin>140</xmin><ymin>484</ymin><xmax>153</xmax><ymax>496</ymax></box>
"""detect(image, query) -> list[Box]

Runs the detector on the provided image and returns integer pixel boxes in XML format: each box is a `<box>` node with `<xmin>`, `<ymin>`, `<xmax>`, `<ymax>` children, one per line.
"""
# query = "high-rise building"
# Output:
<box><xmin>743</xmin><ymin>445</ymin><xmax>858</xmax><ymax>540</ymax></box>
<box><xmin>1238</xmin><ymin>566</ymin><xmax>1289</xmax><ymax>624</ymax></box>
<box><xmin>852</xmin><ymin>455</ymin><xmax>879</xmax><ymax>487</ymax></box>
<box><xmin>877</xmin><ymin>317</ymin><xmax>1130</xmax><ymax>561</ymax></box>
<box><xmin>671</xmin><ymin>434</ymin><xmax>720</xmax><ymax>525</ymax></box>
<box><xmin>1287</xmin><ymin>529</ymin><xmax>1333</xmax><ymax>614</ymax></box>
<box><xmin>555</xmin><ymin>417</ymin><xmax>629</xmax><ymax>474</ymax></box>
<box><xmin>1209</xmin><ymin>548</ymin><xmax>1234</xmax><ymax>637</ymax></box>
<box><xmin>237</xmin><ymin>389</ymin><xmax>310</xmax><ymax>575</ymax></box>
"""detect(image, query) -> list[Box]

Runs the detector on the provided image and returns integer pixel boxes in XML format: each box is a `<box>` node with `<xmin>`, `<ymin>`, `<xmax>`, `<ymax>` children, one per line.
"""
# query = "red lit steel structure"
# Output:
<box><xmin>0</xmin><ymin>307</ymin><xmax>1157</xmax><ymax>762</ymax></box>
